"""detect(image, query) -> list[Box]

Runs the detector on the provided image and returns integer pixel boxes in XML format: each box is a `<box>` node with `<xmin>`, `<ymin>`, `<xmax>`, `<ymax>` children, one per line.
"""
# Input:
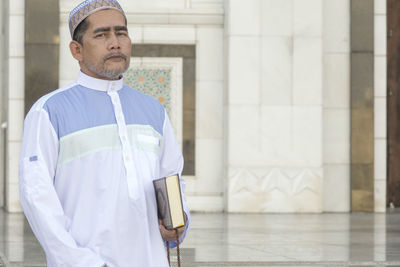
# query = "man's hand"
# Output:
<box><xmin>158</xmin><ymin>213</ymin><xmax>187</xmax><ymax>241</ymax></box>
<box><xmin>158</xmin><ymin>221</ymin><xmax>184</xmax><ymax>241</ymax></box>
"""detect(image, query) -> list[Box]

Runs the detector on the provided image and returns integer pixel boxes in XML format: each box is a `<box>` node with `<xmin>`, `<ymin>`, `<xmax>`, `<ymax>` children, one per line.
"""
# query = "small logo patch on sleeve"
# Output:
<box><xmin>29</xmin><ymin>156</ymin><xmax>38</xmax><ymax>162</ymax></box>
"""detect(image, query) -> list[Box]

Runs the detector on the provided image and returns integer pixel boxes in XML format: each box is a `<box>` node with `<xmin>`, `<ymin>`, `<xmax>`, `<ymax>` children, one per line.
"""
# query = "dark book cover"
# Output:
<box><xmin>153</xmin><ymin>175</ymin><xmax>185</xmax><ymax>230</ymax></box>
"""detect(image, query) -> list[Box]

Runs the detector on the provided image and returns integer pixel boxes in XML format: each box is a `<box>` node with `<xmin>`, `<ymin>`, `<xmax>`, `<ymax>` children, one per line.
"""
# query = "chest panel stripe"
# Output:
<box><xmin>58</xmin><ymin>124</ymin><xmax>162</xmax><ymax>166</ymax></box>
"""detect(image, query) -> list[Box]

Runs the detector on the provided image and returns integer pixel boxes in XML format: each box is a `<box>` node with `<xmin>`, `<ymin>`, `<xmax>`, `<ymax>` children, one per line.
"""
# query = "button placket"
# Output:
<box><xmin>107</xmin><ymin>89</ymin><xmax>139</xmax><ymax>200</ymax></box>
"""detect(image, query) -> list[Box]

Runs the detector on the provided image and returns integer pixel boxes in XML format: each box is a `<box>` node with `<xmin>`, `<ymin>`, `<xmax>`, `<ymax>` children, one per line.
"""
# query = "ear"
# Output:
<box><xmin>69</xmin><ymin>40</ymin><xmax>83</xmax><ymax>61</ymax></box>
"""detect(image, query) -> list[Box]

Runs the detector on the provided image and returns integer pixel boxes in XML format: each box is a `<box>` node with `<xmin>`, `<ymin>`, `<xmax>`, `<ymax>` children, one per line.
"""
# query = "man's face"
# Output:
<box><xmin>79</xmin><ymin>9</ymin><xmax>131</xmax><ymax>80</ymax></box>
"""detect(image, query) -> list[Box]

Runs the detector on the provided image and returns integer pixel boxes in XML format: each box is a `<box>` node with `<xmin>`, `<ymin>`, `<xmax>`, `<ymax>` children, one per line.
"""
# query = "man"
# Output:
<box><xmin>18</xmin><ymin>0</ymin><xmax>190</xmax><ymax>266</ymax></box>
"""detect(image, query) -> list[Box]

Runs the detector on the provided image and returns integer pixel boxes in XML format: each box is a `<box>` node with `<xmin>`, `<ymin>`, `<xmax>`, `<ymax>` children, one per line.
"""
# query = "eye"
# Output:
<box><xmin>117</xmin><ymin>32</ymin><xmax>128</xmax><ymax>36</ymax></box>
<box><xmin>95</xmin><ymin>33</ymin><xmax>105</xmax><ymax>38</ymax></box>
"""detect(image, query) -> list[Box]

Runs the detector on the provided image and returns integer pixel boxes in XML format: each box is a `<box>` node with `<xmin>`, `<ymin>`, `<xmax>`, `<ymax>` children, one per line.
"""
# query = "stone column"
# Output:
<box><xmin>25</xmin><ymin>0</ymin><xmax>59</xmax><ymax>112</ymax></box>
<box><xmin>0</xmin><ymin>0</ymin><xmax>8</xmax><ymax>209</ymax></box>
<box><xmin>373</xmin><ymin>0</ymin><xmax>387</xmax><ymax>212</ymax></box>
<box><xmin>225</xmin><ymin>0</ymin><xmax>324</xmax><ymax>212</ymax></box>
<box><xmin>6</xmin><ymin>0</ymin><xmax>25</xmax><ymax>212</ymax></box>
<box><xmin>322</xmin><ymin>0</ymin><xmax>351</xmax><ymax>212</ymax></box>
<box><xmin>351</xmin><ymin>0</ymin><xmax>375</xmax><ymax>211</ymax></box>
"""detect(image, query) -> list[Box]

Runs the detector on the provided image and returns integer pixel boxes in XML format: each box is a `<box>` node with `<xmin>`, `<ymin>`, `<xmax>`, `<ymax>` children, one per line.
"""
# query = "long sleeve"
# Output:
<box><xmin>19</xmin><ymin>107</ymin><xmax>105</xmax><ymax>267</ymax></box>
<box><xmin>159</xmin><ymin>111</ymin><xmax>190</xmax><ymax>248</ymax></box>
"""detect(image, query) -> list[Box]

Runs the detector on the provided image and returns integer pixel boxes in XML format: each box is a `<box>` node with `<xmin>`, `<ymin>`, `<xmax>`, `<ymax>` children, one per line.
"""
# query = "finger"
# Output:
<box><xmin>159</xmin><ymin>225</ymin><xmax>178</xmax><ymax>241</ymax></box>
<box><xmin>177</xmin><ymin>227</ymin><xmax>184</xmax><ymax>238</ymax></box>
<box><xmin>159</xmin><ymin>223</ymin><xmax>168</xmax><ymax>234</ymax></box>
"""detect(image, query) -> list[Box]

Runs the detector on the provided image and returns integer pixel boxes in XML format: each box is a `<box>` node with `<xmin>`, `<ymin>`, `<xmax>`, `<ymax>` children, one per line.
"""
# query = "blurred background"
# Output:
<box><xmin>0</xmin><ymin>0</ymin><xmax>395</xmax><ymax>215</ymax></box>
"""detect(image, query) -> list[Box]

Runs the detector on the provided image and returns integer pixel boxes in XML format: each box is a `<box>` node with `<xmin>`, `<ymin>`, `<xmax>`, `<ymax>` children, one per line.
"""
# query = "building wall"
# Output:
<box><xmin>351</xmin><ymin>0</ymin><xmax>375</xmax><ymax>211</ymax></box>
<box><xmin>225</xmin><ymin>0</ymin><xmax>326</xmax><ymax>212</ymax></box>
<box><xmin>223</xmin><ymin>0</ymin><xmax>385</xmax><ymax>213</ymax></box>
<box><xmin>59</xmin><ymin>0</ymin><xmax>225</xmax><ymax>212</ymax></box>
<box><xmin>223</xmin><ymin>0</ymin><xmax>386</xmax><ymax>213</ymax></box>
<box><xmin>322</xmin><ymin>0</ymin><xmax>351</xmax><ymax>212</ymax></box>
<box><xmin>374</xmin><ymin>0</ymin><xmax>387</xmax><ymax>212</ymax></box>
<box><xmin>2</xmin><ymin>0</ymin><xmax>386</xmax><ymax>213</ymax></box>
<box><xmin>0</xmin><ymin>0</ymin><xmax>7</xmax><ymax>209</ymax></box>
<box><xmin>5</xmin><ymin>0</ymin><xmax>24</xmax><ymax>212</ymax></box>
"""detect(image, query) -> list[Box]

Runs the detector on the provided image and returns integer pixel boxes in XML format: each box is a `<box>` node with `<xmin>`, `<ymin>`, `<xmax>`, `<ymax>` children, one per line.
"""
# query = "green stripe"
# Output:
<box><xmin>58</xmin><ymin>124</ymin><xmax>162</xmax><ymax>166</ymax></box>
<box><xmin>128</xmin><ymin>125</ymin><xmax>162</xmax><ymax>154</ymax></box>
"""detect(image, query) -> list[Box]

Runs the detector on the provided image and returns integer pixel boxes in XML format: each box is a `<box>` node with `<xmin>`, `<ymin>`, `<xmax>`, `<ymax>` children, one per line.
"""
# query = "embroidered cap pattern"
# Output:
<box><xmin>68</xmin><ymin>0</ymin><xmax>125</xmax><ymax>38</ymax></box>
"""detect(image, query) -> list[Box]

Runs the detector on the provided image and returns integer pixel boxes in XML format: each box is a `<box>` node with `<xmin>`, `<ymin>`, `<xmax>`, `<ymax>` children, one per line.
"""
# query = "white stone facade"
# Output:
<box><xmin>0</xmin><ymin>0</ymin><xmax>388</xmax><ymax>213</ymax></box>
<box><xmin>225</xmin><ymin>0</ymin><xmax>325</xmax><ymax>212</ymax></box>
<box><xmin>323</xmin><ymin>0</ymin><xmax>351</xmax><ymax>212</ymax></box>
<box><xmin>60</xmin><ymin>0</ymin><xmax>225</xmax><ymax>212</ymax></box>
<box><xmin>3</xmin><ymin>0</ymin><xmax>25</xmax><ymax>212</ymax></box>
<box><xmin>374</xmin><ymin>0</ymin><xmax>387</xmax><ymax>212</ymax></box>
<box><xmin>0</xmin><ymin>0</ymin><xmax>6</xmax><ymax>211</ymax></box>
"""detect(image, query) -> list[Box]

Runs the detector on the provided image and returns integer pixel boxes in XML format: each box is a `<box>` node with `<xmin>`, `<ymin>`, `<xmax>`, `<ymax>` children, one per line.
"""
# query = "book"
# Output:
<box><xmin>153</xmin><ymin>175</ymin><xmax>185</xmax><ymax>230</ymax></box>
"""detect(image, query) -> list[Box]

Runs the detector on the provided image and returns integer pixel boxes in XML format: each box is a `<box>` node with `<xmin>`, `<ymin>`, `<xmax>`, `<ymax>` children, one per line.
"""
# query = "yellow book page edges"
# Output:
<box><xmin>166</xmin><ymin>175</ymin><xmax>185</xmax><ymax>228</ymax></box>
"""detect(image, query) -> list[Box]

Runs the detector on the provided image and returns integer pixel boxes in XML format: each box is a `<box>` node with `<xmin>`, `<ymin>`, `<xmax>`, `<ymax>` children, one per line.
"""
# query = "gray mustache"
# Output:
<box><xmin>103</xmin><ymin>52</ymin><xmax>127</xmax><ymax>61</ymax></box>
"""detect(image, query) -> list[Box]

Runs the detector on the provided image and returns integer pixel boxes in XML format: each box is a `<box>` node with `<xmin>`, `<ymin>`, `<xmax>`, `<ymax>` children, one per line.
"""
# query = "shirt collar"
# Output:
<box><xmin>77</xmin><ymin>71</ymin><xmax>124</xmax><ymax>92</ymax></box>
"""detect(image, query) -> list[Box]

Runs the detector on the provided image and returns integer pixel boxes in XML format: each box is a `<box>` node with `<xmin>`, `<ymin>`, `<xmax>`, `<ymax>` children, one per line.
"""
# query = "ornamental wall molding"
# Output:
<box><xmin>229</xmin><ymin>167</ymin><xmax>322</xmax><ymax>195</ymax></box>
<box><xmin>60</xmin><ymin>0</ymin><xmax>224</xmax><ymax>25</ymax></box>
<box><xmin>227</xmin><ymin>167</ymin><xmax>323</xmax><ymax>212</ymax></box>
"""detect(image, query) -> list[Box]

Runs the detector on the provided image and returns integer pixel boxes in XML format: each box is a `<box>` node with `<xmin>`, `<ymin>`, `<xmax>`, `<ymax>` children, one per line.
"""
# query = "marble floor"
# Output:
<box><xmin>0</xmin><ymin>209</ymin><xmax>399</xmax><ymax>267</ymax></box>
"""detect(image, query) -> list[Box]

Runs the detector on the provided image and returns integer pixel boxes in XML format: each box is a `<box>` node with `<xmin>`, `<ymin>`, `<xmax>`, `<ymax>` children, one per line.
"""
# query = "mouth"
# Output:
<box><xmin>104</xmin><ymin>54</ymin><xmax>127</xmax><ymax>62</ymax></box>
<box><xmin>106</xmin><ymin>56</ymin><xmax>125</xmax><ymax>62</ymax></box>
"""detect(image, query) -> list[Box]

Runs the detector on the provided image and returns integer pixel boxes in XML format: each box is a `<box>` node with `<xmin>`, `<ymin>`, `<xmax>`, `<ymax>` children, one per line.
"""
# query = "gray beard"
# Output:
<box><xmin>85</xmin><ymin>62</ymin><xmax>129</xmax><ymax>80</ymax></box>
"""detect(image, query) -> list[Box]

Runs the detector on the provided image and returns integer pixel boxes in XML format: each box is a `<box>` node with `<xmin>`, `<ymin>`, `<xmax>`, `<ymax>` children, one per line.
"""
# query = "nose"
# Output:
<box><xmin>108</xmin><ymin>33</ymin><xmax>121</xmax><ymax>50</ymax></box>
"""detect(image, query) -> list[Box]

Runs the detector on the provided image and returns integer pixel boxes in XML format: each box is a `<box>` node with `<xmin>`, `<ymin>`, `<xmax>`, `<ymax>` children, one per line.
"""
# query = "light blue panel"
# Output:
<box><xmin>43</xmin><ymin>85</ymin><xmax>165</xmax><ymax>139</ymax></box>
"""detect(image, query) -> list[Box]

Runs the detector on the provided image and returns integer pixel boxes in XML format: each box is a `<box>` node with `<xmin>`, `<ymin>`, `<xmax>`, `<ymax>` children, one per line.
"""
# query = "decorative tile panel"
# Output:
<box><xmin>124</xmin><ymin>57</ymin><xmax>183</xmax><ymax>146</ymax></box>
<box><xmin>131</xmin><ymin>45</ymin><xmax>195</xmax><ymax>176</ymax></box>
<box><xmin>125</xmin><ymin>68</ymin><xmax>172</xmax><ymax>113</ymax></box>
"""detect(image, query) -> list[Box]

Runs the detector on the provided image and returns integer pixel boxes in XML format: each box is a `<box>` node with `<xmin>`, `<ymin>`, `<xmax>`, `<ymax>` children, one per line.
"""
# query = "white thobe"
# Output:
<box><xmin>19</xmin><ymin>71</ymin><xmax>190</xmax><ymax>267</ymax></box>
